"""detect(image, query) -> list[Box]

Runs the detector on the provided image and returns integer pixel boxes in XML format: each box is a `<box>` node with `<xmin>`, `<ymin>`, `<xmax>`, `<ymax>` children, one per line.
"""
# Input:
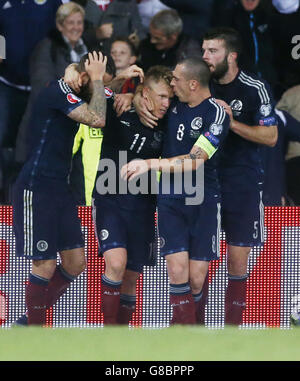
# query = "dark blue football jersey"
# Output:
<box><xmin>18</xmin><ymin>79</ymin><xmax>84</xmax><ymax>185</ymax></box>
<box><xmin>93</xmin><ymin>100</ymin><xmax>165</xmax><ymax>205</ymax></box>
<box><xmin>209</xmin><ymin>70</ymin><xmax>278</xmax><ymax>191</ymax></box>
<box><xmin>159</xmin><ymin>96</ymin><xmax>230</xmax><ymax>199</ymax></box>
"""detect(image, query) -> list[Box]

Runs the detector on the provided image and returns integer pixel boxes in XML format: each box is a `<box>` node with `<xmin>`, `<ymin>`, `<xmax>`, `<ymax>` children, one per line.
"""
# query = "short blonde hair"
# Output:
<box><xmin>56</xmin><ymin>1</ymin><xmax>85</xmax><ymax>26</ymax></box>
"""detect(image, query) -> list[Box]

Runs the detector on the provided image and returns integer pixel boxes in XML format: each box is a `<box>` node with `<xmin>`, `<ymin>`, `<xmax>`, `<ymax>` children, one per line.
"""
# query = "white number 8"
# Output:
<box><xmin>176</xmin><ymin>124</ymin><xmax>185</xmax><ymax>141</ymax></box>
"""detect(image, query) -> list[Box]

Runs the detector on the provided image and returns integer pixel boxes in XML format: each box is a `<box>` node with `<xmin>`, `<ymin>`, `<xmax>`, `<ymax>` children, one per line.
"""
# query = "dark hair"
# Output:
<box><xmin>177</xmin><ymin>56</ymin><xmax>211</xmax><ymax>88</ymax></box>
<box><xmin>77</xmin><ymin>51</ymin><xmax>116</xmax><ymax>77</ymax></box>
<box><xmin>203</xmin><ymin>27</ymin><xmax>243</xmax><ymax>60</ymax></box>
<box><xmin>111</xmin><ymin>36</ymin><xmax>137</xmax><ymax>57</ymax></box>
<box><xmin>144</xmin><ymin>65</ymin><xmax>173</xmax><ymax>87</ymax></box>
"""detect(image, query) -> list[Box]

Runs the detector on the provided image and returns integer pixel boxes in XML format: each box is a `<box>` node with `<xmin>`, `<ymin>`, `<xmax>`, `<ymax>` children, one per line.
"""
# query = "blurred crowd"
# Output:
<box><xmin>1</xmin><ymin>0</ymin><xmax>300</xmax><ymax>206</ymax></box>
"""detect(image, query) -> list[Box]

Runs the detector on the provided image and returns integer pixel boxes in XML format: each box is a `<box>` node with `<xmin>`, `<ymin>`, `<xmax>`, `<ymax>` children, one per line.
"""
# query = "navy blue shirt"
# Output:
<box><xmin>93</xmin><ymin>100</ymin><xmax>165</xmax><ymax>207</ymax></box>
<box><xmin>18</xmin><ymin>79</ymin><xmax>84</xmax><ymax>186</ymax></box>
<box><xmin>0</xmin><ymin>0</ymin><xmax>62</xmax><ymax>87</ymax></box>
<box><xmin>159</xmin><ymin>96</ymin><xmax>230</xmax><ymax>199</ymax></box>
<box><xmin>210</xmin><ymin>70</ymin><xmax>278</xmax><ymax>192</ymax></box>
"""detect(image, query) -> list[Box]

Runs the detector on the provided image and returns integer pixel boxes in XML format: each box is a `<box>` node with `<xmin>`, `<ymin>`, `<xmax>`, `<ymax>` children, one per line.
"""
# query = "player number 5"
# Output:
<box><xmin>253</xmin><ymin>221</ymin><xmax>258</xmax><ymax>239</ymax></box>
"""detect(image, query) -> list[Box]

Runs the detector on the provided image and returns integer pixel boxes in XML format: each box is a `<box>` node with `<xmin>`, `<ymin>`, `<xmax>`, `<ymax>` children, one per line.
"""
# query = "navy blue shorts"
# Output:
<box><xmin>221</xmin><ymin>188</ymin><xmax>264</xmax><ymax>247</ymax></box>
<box><xmin>92</xmin><ymin>195</ymin><xmax>157</xmax><ymax>273</ymax></box>
<box><xmin>12</xmin><ymin>177</ymin><xmax>84</xmax><ymax>260</ymax></box>
<box><xmin>157</xmin><ymin>196</ymin><xmax>221</xmax><ymax>261</ymax></box>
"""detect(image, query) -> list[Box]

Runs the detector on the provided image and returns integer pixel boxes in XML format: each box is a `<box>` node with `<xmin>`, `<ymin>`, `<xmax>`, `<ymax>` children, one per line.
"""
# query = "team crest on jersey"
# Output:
<box><xmin>209</xmin><ymin>123</ymin><xmax>223</xmax><ymax>136</ymax></box>
<box><xmin>37</xmin><ymin>240</ymin><xmax>48</xmax><ymax>252</ymax></box>
<box><xmin>230</xmin><ymin>99</ymin><xmax>243</xmax><ymax>116</ymax></box>
<box><xmin>67</xmin><ymin>93</ymin><xmax>81</xmax><ymax>104</ymax></box>
<box><xmin>260</xmin><ymin>103</ymin><xmax>272</xmax><ymax>117</ymax></box>
<box><xmin>191</xmin><ymin>117</ymin><xmax>203</xmax><ymax>130</ymax></box>
<box><xmin>104</xmin><ymin>87</ymin><xmax>113</xmax><ymax>98</ymax></box>
<box><xmin>100</xmin><ymin>229</ymin><xmax>109</xmax><ymax>240</ymax></box>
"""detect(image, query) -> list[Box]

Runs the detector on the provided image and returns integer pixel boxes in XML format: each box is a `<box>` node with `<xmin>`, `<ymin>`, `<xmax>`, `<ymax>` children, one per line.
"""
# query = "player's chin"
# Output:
<box><xmin>157</xmin><ymin>110</ymin><xmax>167</xmax><ymax>119</ymax></box>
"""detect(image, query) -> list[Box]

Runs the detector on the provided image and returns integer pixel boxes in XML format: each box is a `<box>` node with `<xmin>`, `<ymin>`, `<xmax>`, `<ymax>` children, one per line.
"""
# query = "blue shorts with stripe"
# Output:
<box><xmin>12</xmin><ymin>176</ymin><xmax>84</xmax><ymax>260</ymax></box>
<box><xmin>157</xmin><ymin>195</ymin><xmax>221</xmax><ymax>261</ymax></box>
<box><xmin>221</xmin><ymin>187</ymin><xmax>265</xmax><ymax>247</ymax></box>
<box><xmin>92</xmin><ymin>194</ymin><xmax>157</xmax><ymax>273</ymax></box>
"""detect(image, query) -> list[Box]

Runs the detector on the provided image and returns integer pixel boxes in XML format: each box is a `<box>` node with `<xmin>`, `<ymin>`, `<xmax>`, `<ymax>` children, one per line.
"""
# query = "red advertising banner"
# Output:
<box><xmin>0</xmin><ymin>206</ymin><xmax>299</xmax><ymax>328</ymax></box>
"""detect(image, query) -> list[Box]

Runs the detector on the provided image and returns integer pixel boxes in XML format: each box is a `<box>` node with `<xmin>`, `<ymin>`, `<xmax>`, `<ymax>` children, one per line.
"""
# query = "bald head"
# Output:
<box><xmin>177</xmin><ymin>56</ymin><xmax>211</xmax><ymax>88</ymax></box>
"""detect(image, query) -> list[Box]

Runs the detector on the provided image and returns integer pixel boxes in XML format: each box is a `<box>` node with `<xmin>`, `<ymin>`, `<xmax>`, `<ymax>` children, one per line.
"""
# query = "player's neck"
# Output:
<box><xmin>187</xmin><ymin>89</ymin><xmax>211</xmax><ymax>108</ymax></box>
<box><xmin>217</xmin><ymin>64</ymin><xmax>239</xmax><ymax>85</ymax></box>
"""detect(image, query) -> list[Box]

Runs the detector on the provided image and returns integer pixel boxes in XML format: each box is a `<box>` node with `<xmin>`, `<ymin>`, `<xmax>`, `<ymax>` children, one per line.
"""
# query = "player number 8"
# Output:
<box><xmin>176</xmin><ymin>124</ymin><xmax>185</xmax><ymax>141</ymax></box>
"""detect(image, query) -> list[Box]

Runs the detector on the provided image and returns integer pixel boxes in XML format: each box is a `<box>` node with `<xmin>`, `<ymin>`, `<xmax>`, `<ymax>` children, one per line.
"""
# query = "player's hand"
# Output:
<box><xmin>121</xmin><ymin>159</ymin><xmax>150</xmax><ymax>181</ymax></box>
<box><xmin>215</xmin><ymin>98</ymin><xmax>233</xmax><ymax>122</ymax></box>
<box><xmin>85</xmin><ymin>51</ymin><xmax>107</xmax><ymax>82</ymax></box>
<box><xmin>64</xmin><ymin>63</ymin><xmax>82</xmax><ymax>93</ymax></box>
<box><xmin>96</xmin><ymin>23</ymin><xmax>113</xmax><ymax>39</ymax></box>
<box><xmin>133</xmin><ymin>92</ymin><xmax>158</xmax><ymax>128</ymax></box>
<box><xmin>118</xmin><ymin>65</ymin><xmax>144</xmax><ymax>83</ymax></box>
<box><xmin>114</xmin><ymin>93</ymin><xmax>134</xmax><ymax>116</ymax></box>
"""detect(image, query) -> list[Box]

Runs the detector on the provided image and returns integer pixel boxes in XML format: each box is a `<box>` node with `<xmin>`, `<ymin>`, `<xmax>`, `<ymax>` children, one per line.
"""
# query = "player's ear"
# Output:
<box><xmin>142</xmin><ymin>86</ymin><xmax>149</xmax><ymax>98</ymax></box>
<box><xmin>228</xmin><ymin>51</ymin><xmax>237</xmax><ymax>64</ymax></box>
<box><xmin>189</xmin><ymin>79</ymin><xmax>197</xmax><ymax>91</ymax></box>
<box><xmin>79</xmin><ymin>72</ymin><xmax>89</xmax><ymax>86</ymax></box>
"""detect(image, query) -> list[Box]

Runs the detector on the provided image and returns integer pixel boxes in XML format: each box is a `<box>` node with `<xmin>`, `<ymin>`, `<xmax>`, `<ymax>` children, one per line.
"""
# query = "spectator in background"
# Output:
<box><xmin>270</xmin><ymin>0</ymin><xmax>300</xmax><ymax>96</ymax></box>
<box><xmin>138</xmin><ymin>9</ymin><xmax>201</xmax><ymax>72</ymax></box>
<box><xmin>160</xmin><ymin>0</ymin><xmax>214</xmax><ymax>41</ymax></box>
<box><xmin>0</xmin><ymin>0</ymin><xmax>64</xmax><ymax>203</ymax></box>
<box><xmin>212</xmin><ymin>0</ymin><xmax>279</xmax><ymax>97</ymax></box>
<box><xmin>15</xmin><ymin>2</ymin><xmax>99</xmax><ymax>180</ymax></box>
<box><xmin>262</xmin><ymin>108</ymin><xmax>300</xmax><ymax>206</ymax></box>
<box><xmin>79</xmin><ymin>0</ymin><xmax>146</xmax><ymax>52</ymax></box>
<box><xmin>137</xmin><ymin>0</ymin><xmax>171</xmax><ymax>34</ymax></box>
<box><xmin>275</xmin><ymin>85</ymin><xmax>300</xmax><ymax>205</ymax></box>
<box><xmin>110</xmin><ymin>37</ymin><xmax>139</xmax><ymax>93</ymax></box>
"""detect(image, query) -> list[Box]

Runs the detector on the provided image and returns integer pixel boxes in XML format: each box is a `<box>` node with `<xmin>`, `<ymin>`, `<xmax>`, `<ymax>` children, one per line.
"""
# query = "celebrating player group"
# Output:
<box><xmin>12</xmin><ymin>27</ymin><xmax>278</xmax><ymax>327</ymax></box>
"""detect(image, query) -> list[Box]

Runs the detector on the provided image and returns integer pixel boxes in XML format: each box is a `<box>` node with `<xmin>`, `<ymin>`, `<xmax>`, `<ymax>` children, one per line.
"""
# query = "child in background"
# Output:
<box><xmin>110</xmin><ymin>37</ymin><xmax>139</xmax><ymax>93</ymax></box>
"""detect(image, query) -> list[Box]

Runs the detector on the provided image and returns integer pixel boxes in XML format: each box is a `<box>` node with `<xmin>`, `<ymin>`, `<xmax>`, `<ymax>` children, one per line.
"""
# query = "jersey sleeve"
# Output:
<box><xmin>194</xmin><ymin>100</ymin><xmax>230</xmax><ymax>159</ymax></box>
<box><xmin>49</xmin><ymin>80</ymin><xmax>85</xmax><ymax>116</ymax></box>
<box><xmin>252</xmin><ymin>79</ymin><xmax>278</xmax><ymax>127</ymax></box>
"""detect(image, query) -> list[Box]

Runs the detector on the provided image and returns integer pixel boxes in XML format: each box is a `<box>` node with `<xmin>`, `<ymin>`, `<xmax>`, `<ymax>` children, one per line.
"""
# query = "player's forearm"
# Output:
<box><xmin>88</xmin><ymin>79</ymin><xmax>107</xmax><ymax>127</ymax></box>
<box><xmin>147</xmin><ymin>152</ymin><xmax>204</xmax><ymax>173</ymax></box>
<box><xmin>230</xmin><ymin>119</ymin><xmax>278</xmax><ymax>147</ymax></box>
<box><xmin>107</xmin><ymin>76</ymin><xmax>126</xmax><ymax>93</ymax></box>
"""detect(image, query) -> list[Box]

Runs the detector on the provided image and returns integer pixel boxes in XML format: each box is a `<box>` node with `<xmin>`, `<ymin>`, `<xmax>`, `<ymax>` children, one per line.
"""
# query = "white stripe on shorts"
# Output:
<box><xmin>259</xmin><ymin>190</ymin><xmax>265</xmax><ymax>243</ymax></box>
<box><xmin>23</xmin><ymin>190</ymin><xmax>33</xmax><ymax>256</ymax></box>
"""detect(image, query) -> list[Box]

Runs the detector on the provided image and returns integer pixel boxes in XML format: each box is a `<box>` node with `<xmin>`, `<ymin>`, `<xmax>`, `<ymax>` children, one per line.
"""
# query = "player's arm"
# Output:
<box><xmin>68</xmin><ymin>52</ymin><xmax>107</xmax><ymax>128</ymax></box>
<box><xmin>230</xmin><ymin>119</ymin><xmax>277</xmax><ymax>147</ymax></box>
<box><xmin>121</xmin><ymin>139</ymin><xmax>210</xmax><ymax>181</ymax></box>
<box><xmin>216</xmin><ymin>99</ymin><xmax>278</xmax><ymax>147</ymax></box>
<box><xmin>108</xmin><ymin>65</ymin><xmax>144</xmax><ymax>93</ymax></box>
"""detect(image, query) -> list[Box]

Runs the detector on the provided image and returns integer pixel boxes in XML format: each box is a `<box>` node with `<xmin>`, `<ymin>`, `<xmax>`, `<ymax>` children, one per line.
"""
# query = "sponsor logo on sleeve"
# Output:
<box><xmin>260</xmin><ymin>103</ymin><xmax>272</xmax><ymax>117</ymax></box>
<box><xmin>259</xmin><ymin>116</ymin><xmax>276</xmax><ymax>126</ymax></box>
<box><xmin>104</xmin><ymin>87</ymin><xmax>113</xmax><ymax>98</ymax></box>
<box><xmin>209</xmin><ymin>123</ymin><xmax>223</xmax><ymax>136</ymax></box>
<box><xmin>67</xmin><ymin>93</ymin><xmax>82</xmax><ymax>104</ymax></box>
<box><xmin>204</xmin><ymin>132</ymin><xmax>219</xmax><ymax>146</ymax></box>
